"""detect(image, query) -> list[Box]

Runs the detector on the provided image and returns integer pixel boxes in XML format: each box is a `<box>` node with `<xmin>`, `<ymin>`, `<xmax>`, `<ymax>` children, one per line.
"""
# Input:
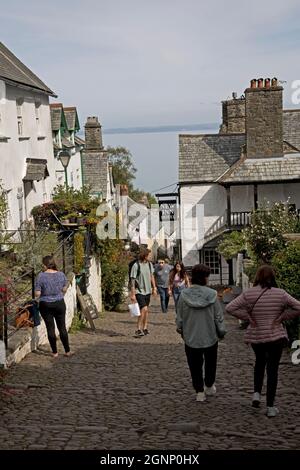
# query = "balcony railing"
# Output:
<box><xmin>204</xmin><ymin>210</ymin><xmax>251</xmax><ymax>242</ymax></box>
<box><xmin>204</xmin><ymin>208</ymin><xmax>300</xmax><ymax>243</ymax></box>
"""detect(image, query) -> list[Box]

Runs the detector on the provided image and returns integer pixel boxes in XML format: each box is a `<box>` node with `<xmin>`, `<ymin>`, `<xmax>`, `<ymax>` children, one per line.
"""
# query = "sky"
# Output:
<box><xmin>2</xmin><ymin>0</ymin><xmax>300</xmax><ymax>189</ymax></box>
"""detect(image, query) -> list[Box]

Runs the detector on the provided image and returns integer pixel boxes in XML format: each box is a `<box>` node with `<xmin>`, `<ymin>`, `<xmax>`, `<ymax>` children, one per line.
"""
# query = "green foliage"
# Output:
<box><xmin>13</xmin><ymin>222</ymin><xmax>58</xmax><ymax>273</ymax></box>
<box><xmin>52</xmin><ymin>185</ymin><xmax>93</xmax><ymax>204</ymax></box>
<box><xmin>129</xmin><ymin>188</ymin><xmax>157</xmax><ymax>207</ymax></box>
<box><xmin>272</xmin><ymin>241</ymin><xmax>300</xmax><ymax>342</ymax></box>
<box><xmin>216</xmin><ymin>231</ymin><xmax>246</xmax><ymax>260</ymax></box>
<box><xmin>272</xmin><ymin>241</ymin><xmax>300</xmax><ymax>300</ymax></box>
<box><xmin>31</xmin><ymin>185</ymin><xmax>100</xmax><ymax>228</ymax></box>
<box><xmin>69</xmin><ymin>311</ymin><xmax>86</xmax><ymax>333</ymax></box>
<box><xmin>107</xmin><ymin>146</ymin><xmax>137</xmax><ymax>187</ymax></box>
<box><xmin>244</xmin><ymin>202</ymin><xmax>298</xmax><ymax>263</ymax></box>
<box><xmin>74</xmin><ymin>232</ymin><xmax>85</xmax><ymax>274</ymax></box>
<box><xmin>0</xmin><ymin>180</ymin><xmax>8</xmax><ymax>230</ymax></box>
<box><xmin>98</xmin><ymin>237</ymin><xmax>130</xmax><ymax>311</ymax></box>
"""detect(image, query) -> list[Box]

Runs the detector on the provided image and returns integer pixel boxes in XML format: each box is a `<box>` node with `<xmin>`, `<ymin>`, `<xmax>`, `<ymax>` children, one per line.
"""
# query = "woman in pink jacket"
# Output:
<box><xmin>226</xmin><ymin>265</ymin><xmax>300</xmax><ymax>418</ymax></box>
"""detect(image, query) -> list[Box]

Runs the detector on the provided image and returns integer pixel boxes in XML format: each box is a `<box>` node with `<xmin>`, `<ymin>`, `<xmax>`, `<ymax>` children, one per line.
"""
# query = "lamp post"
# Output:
<box><xmin>58</xmin><ymin>150</ymin><xmax>71</xmax><ymax>191</ymax></box>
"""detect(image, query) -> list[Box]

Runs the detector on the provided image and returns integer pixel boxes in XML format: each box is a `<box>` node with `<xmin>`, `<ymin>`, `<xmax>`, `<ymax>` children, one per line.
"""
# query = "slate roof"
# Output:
<box><xmin>0</xmin><ymin>42</ymin><xmax>56</xmax><ymax>96</ymax></box>
<box><xmin>23</xmin><ymin>158</ymin><xmax>49</xmax><ymax>181</ymax></box>
<box><xmin>64</xmin><ymin>107</ymin><xmax>80</xmax><ymax>132</ymax></box>
<box><xmin>179</xmin><ymin>134</ymin><xmax>245</xmax><ymax>183</ymax></box>
<box><xmin>219</xmin><ymin>155</ymin><xmax>300</xmax><ymax>183</ymax></box>
<box><xmin>50</xmin><ymin>104</ymin><xmax>64</xmax><ymax>131</ymax></box>
<box><xmin>283</xmin><ymin>110</ymin><xmax>300</xmax><ymax>151</ymax></box>
<box><xmin>75</xmin><ymin>135</ymin><xmax>85</xmax><ymax>146</ymax></box>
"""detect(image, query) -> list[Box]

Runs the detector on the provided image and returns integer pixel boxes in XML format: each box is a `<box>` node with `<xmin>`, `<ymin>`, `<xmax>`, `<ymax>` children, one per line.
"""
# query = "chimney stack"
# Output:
<box><xmin>220</xmin><ymin>94</ymin><xmax>245</xmax><ymax>134</ymax></box>
<box><xmin>84</xmin><ymin>116</ymin><xmax>103</xmax><ymax>150</ymax></box>
<box><xmin>245</xmin><ymin>77</ymin><xmax>283</xmax><ymax>158</ymax></box>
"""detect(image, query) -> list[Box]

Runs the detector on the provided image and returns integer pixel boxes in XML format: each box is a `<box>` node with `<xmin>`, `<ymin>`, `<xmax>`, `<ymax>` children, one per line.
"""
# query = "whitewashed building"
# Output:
<box><xmin>0</xmin><ymin>42</ymin><xmax>57</xmax><ymax>230</ymax></box>
<box><xmin>178</xmin><ymin>78</ymin><xmax>300</xmax><ymax>284</ymax></box>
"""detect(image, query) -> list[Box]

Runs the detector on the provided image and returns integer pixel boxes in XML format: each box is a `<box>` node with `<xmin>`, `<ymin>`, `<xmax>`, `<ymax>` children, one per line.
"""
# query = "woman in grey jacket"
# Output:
<box><xmin>176</xmin><ymin>264</ymin><xmax>226</xmax><ymax>402</ymax></box>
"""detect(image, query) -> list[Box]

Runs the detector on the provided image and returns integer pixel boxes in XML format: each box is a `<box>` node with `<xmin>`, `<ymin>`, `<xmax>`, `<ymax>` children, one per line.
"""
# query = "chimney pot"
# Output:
<box><xmin>271</xmin><ymin>77</ymin><xmax>278</xmax><ymax>87</ymax></box>
<box><xmin>257</xmin><ymin>78</ymin><xmax>264</xmax><ymax>88</ymax></box>
<box><xmin>232</xmin><ymin>92</ymin><xmax>237</xmax><ymax>99</ymax></box>
<box><xmin>250</xmin><ymin>79</ymin><xmax>257</xmax><ymax>88</ymax></box>
<box><xmin>265</xmin><ymin>78</ymin><xmax>271</xmax><ymax>88</ymax></box>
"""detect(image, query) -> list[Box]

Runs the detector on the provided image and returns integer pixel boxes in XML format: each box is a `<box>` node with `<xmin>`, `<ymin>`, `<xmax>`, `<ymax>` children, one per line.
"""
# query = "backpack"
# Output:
<box><xmin>128</xmin><ymin>260</ymin><xmax>152</xmax><ymax>290</ymax></box>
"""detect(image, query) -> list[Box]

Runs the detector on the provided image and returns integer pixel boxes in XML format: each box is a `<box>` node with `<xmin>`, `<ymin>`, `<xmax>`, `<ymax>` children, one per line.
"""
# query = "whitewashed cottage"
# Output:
<box><xmin>0</xmin><ymin>42</ymin><xmax>57</xmax><ymax>231</ymax></box>
<box><xmin>178</xmin><ymin>78</ymin><xmax>300</xmax><ymax>284</ymax></box>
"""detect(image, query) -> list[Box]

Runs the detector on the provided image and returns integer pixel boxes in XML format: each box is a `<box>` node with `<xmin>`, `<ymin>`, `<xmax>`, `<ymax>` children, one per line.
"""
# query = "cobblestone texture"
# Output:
<box><xmin>1</xmin><ymin>298</ymin><xmax>300</xmax><ymax>450</ymax></box>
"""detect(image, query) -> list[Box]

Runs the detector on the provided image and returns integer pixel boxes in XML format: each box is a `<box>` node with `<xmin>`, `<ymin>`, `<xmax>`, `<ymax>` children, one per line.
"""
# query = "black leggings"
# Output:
<box><xmin>185</xmin><ymin>342</ymin><xmax>218</xmax><ymax>393</ymax></box>
<box><xmin>251</xmin><ymin>339</ymin><xmax>285</xmax><ymax>407</ymax></box>
<box><xmin>39</xmin><ymin>300</ymin><xmax>70</xmax><ymax>354</ymax></box>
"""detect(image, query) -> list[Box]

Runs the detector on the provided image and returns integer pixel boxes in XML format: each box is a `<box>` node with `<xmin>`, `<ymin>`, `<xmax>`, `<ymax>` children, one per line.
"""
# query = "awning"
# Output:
<box><xmin>23</xmin><ymin>158</ymin><xmax>49</xmax><ymax>182</ymax></box>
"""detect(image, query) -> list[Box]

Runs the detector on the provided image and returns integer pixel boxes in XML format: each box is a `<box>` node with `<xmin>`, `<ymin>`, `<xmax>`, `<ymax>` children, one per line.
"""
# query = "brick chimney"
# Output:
<box><xmin>220</xmin><ymin>93</ymin><xmax>245</xmax><ymax>134</ymax></box>
<box><xmin>245</xmin><ymin>78</ymin><xmax>283</xmax><ymax>158</ymax></box>
<box><xmin>84</xmin><ymin>116</ymin><xmax>103</xmax><ymax>150</ymax></box>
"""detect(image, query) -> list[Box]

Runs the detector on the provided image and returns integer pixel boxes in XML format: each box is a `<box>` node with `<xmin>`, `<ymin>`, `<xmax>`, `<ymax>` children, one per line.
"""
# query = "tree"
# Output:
<box><xmin>244</xmin><ymin>202</ymin><xmax>298</xmax><ymax>263</ymax></box>
<box><xmin>106</xmin><ymin>146</ymin><xmax>137</xmax><ymax>188</ymax></box>
<box><xmin>216</xmin><ymin>231</ymin><xmax>246</xmax><ymax>260</ymax></box>
<box><xmin>106</xmin><ymin>146</ymin><xmax>156</xmax><ymax>205</ymax></box>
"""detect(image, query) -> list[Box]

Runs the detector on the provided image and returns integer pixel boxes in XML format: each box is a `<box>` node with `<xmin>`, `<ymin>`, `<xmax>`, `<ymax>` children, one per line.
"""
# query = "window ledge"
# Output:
<box><xmin>0</xmin><ymin>135</ymin><xmax>10</xmax><ymax>141</ymax></box>
<box><xmin>37</xmin><ymin>135</ymin><xmax>46</xmax><ymax>140</ymax></box>
<box><xmin>18</xmin><ymin>136</ymin><xmax>30</xmax><ymax>141</ymax></box>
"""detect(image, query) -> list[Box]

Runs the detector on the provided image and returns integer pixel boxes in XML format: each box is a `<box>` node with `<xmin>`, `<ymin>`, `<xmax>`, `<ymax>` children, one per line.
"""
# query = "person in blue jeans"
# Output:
<box><xmin>169</xmin><ymin>261</ymin><xmax>190</xmax><ymax>311</ymax></box>
<box><xmin>154</xmin><ymin>259</ymin><xmax>172</xmax><ymax>313</ymax></box>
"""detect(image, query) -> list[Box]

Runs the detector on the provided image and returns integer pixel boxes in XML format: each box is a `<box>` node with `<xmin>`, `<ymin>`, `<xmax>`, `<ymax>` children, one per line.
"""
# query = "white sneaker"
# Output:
<box><xmin>196</xmin><ymin>392</ymin><xmax>206</xmax><ymax>402</ymax></box>
<box><xmin>266</xmin><ymin>407</ymin><xmax>279</xmax><ymax>418</ymax></box>
<box><xmin>252</xmin><ymin>392</ymin><xmax>261</xmax><ymax>408</ymax></box>
<box><xmin>204</xmin><ymin>384</ymin><xmax>217</xmax><ymax>396</ymax></box>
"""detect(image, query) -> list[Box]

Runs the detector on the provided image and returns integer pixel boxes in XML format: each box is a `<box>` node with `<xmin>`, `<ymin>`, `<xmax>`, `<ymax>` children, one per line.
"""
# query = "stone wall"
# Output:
<box><xmin>246</xmin><ymin>86</ymin><xmax>283</xmax><ymax>158</ymax></box>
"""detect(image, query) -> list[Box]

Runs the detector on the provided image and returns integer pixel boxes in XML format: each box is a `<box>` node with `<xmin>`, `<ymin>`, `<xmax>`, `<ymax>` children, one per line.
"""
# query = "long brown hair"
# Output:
<box><xmin>42</xmin><ymin>256</ymin><xmax>58</xmax><ymax>271</ymax></box>
<box><xmin>253</xmin><ymin>265</ymin><xmax>277</xmax><ymax>289</ymax></box>
<box><xmin>169</xmin><ymin>261</ymin><xmax>187</xmax><ymax>284</ymax></box>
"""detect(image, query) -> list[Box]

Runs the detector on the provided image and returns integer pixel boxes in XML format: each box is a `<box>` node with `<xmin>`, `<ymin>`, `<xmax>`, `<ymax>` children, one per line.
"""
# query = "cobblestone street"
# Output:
<box><xmin>1</xmin><ymin>297</ymin><xmax>300</xmax><ymax>450</ymax></box>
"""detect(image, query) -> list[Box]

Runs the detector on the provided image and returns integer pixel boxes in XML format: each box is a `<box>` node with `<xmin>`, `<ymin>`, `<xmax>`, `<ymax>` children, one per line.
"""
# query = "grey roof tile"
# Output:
<box><xmin>179</xmin><ymin>134</ymin><xmax>245</xmax><ymax>183</ymax></box>
<box><xmin>23</xmin><ymin>158</ymin><xmax>49</xmax><ymax>181</ymax></box>
<box><xmin>220</xmin><ymin>155</ymin><xmax>300</xmax><ymax>183</ymax></box>
<box><xmin>50</xmin><ymin>105</ymin><xmax>63</xmax><ymax>131</ymax></box>
<box><xmin>64</xmin><ymin>107</ymin><xmax>80</xmax><ymax>131</ymax></box>
<box><xmin>0</xmin><ymin>42</ymin><xmax>56</xmax><ymax>96</ymax></box>
<box><xmin>283</xmin><ymin>110</ymin><xmax>300</xmax><ymax>150</ymax></box>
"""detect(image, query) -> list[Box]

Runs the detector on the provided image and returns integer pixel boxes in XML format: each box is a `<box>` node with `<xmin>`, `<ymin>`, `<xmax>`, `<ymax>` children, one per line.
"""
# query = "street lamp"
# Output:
<box><xmin>58</xmin><ymin>150</ymin><xmax>71</xmax><ymax>190</ymax></box>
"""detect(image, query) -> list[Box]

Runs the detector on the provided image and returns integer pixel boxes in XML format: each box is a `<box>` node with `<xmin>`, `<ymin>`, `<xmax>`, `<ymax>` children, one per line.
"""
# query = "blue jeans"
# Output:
<box><xmin>173</xmin><ymin>286</ymin><xmax>185</xmax><ymax>311</ymax></box>
<box><xmin>157</xmin><ymin>286</ymin><xmax>170</xmax><ymax>313</ymax></box>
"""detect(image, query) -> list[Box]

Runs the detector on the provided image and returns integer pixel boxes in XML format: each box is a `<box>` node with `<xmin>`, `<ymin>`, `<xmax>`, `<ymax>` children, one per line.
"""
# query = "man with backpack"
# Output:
<box><xmin>130</xmin><ymin>248</ymin><xmax>157</xmax><ymax>337</ymax></box>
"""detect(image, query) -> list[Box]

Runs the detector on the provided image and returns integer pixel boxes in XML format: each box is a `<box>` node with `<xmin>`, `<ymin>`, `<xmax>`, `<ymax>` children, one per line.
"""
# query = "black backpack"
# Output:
<box><xmin>128</xmin><ymin>260</ymin><xmax>152</xmax><ymax>290</ymax></box>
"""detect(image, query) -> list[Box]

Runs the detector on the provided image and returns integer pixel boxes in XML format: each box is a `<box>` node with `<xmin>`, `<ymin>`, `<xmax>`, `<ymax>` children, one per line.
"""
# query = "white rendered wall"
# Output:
<box><xmin>0</xmin><ymin>82</ymin><xmax>56</xmax><ymax>230</ymax></box>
